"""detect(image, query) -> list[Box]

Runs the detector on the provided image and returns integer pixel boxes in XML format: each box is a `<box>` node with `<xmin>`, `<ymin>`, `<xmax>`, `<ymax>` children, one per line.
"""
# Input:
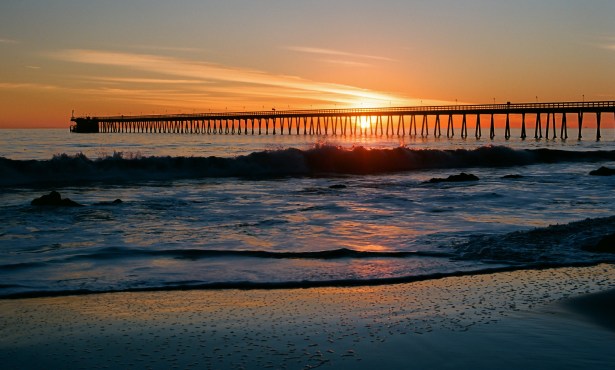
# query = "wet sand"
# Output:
<box><xmin>1</xmin><ymin>264</ymin><xmax>614</xmax><ymax>370</ymax></box>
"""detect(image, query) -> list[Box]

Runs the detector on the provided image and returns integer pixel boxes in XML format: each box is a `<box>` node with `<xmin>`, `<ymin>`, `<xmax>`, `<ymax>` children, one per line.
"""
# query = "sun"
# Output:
<box><xmin>359</xmin><ymin>116</ymin><xmax>371</xmax><ymax>130</ymax></box>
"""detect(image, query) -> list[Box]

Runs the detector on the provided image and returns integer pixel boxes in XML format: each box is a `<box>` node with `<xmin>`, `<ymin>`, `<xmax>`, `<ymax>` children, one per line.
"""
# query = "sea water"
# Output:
<box><xmin>1</xmin><ymin>129</ymin><xmax>615</xmax><ymax>297</ymax></box>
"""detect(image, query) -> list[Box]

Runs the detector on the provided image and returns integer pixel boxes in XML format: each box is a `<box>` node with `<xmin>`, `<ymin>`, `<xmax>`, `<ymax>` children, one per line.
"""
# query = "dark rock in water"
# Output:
<box><xmin>585</xmin><ymin>234</ymin><xmax>615</xmax><ymax>253</ymax></box>
<box><xmin>329</xmin><ymin>184</ymin><xmax>347</xmax><ymax>189</ymax></box>
<box><xmin>31</xmin><ymin>191</ymin><xmax>83</xmax><ymax>207</ymax></box>
<box><xmin>95</xmin><ymin>199</ymin><xmax>123</xmax><ymax>206</ymax></box>
<box><xmin>502</xmin><ymin>174</ymin><xmax>523</xmax><ymax>179</ymax></box>
<box><xmin>589</xmin><ymin>166</ymin><xmax>615</xmax><ymax>176</ymax></box>
<box><xmin>427</xmin><ymin>173</ymin><xmax>479</xmax><ymax>184</ymax></box>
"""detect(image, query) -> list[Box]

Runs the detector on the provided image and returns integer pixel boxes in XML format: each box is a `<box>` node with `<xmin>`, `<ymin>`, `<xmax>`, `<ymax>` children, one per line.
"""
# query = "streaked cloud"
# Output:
<box><xmin>0</xmin><ymin>38</ymin><xmax>19</xmax><ymax>44</ymax></box>
<box><xmin>130</xmin><ymin>45</ymin><xmax>203</xmax><ymax>53</ymax></box>
<box><xmin>49</xmin><ymin>49</ymin><xmax>412</xmax><ymax>108</ymax></box>
<box><xmin>286</xmin><ymin>46</ymin><xmax>396</xmax><ymax>62</ymax></box>
<box><xmin>592</xmin><ymin>36</ymin><xmax>615</xmax><ymax>52</ymax></box>
<box><xmin>0</xmin><ymin>82</ymin><xmax>56</xmax><ymax>90</ymax></box>
<box><xmin>85</xmin><ymin>76</ymin><xmax>205</xmax><ymax>84</ymax></box>
<box><xmin>321</xmin><ymin>59</ymin><xmax>372</xmax><ymax>68</ymax></box>
<box><xmin>25</xmin><ymin>65</ymin><xmax>41</xmax><ymax>70</ymax></box>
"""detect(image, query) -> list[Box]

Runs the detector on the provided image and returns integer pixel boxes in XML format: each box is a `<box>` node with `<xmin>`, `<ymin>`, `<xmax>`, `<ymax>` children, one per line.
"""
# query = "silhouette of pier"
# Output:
<box><xmin>71</xmin><ymin>101</ymin><xmax>615</xmax><ymax>140</ymax></box>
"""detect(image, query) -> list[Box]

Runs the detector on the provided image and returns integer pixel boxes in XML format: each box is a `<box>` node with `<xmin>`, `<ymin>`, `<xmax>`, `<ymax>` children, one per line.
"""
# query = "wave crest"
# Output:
<box><xmin>2</xmin><ymin>146</ymin><xmax>615</xmax><ymax>187</ymax></box>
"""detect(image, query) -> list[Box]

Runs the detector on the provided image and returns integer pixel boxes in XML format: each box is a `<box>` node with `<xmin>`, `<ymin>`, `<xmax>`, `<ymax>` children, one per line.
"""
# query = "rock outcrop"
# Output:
<box><xmin>589</xmin><ymin>166</ymin><xmax>615</xmax><ymax>176</ymax></box>
<box><xmin>31</xmin><ymin>191</ymin><xmax>83</xmax><ymax>207</ymax></box>
<box><xmin>427</xmin><ymin>173</ymin><xmax>479</xmax><ymax>184</ymax></box>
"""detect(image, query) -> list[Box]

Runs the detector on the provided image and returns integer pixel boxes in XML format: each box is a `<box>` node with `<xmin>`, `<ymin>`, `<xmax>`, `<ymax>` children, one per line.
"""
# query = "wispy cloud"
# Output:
<box><xmin>85</xmin><ymin>76</ymin><xmax>205</xmax><ymax>84</ymax></box>
<box><xmin>49</xmin><ymin>49</ymin><xmax>411</xmax><ymax>107</ymax></box>
<box><xmin>25</xmin><ymin>65</ymin><xmax>41</xmax><ymax>70</ymax></box>
<box><xmin>286</xmin><ymin>46</ymin><xmax>396</xmax><ymax>62</ymax></box>
<box><xmin>321</xmin><ymin>59</ymin><xmax>372</xmax><ymax>68</ymax></box>
<box><xmin>0</xmin><ymin>38</ymin><xmax>19</xmax><ymax>44</ymax></box>
<box><xmin>590</xmin><ymin>35</ymin><xmax>615</xmax><ymax>52</ymax></box>
<box><xmin>130</xmin><ymin>45</ymin><xmax>203</xmax><ymax>53</ymax></box>
<box><xmin>0</xmin><ymin>82</ymin><xmax>57</xmax><ymax>90</ymax></box>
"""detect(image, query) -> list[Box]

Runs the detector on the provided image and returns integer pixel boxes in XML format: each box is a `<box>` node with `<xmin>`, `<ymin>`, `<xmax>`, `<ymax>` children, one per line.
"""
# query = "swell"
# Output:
<box><xmin>1</xmin><ymin>262</ymin><xmax>607</xmax><ymax>300</ymax></box>
<box><xmin>77</xmin><ymin>247</ymin><xmax>453</xmax><ymax>260</ymax></box>
<box><xmin>2</xmin><ymin>146</ymin><xmax>615</xmax><ymax>187</ymax></box>
<box><xmin>1</xmin><ymin>248</ymin><xmax>454</xmax><ymax>270</ymax></box>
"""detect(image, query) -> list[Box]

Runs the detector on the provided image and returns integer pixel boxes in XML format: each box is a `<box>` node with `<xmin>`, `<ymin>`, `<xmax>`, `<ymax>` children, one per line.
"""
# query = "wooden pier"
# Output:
<box><xmin>71</xmin><ymin>101</ymin><xmax>615</xmax><ymax>140</ymax></box>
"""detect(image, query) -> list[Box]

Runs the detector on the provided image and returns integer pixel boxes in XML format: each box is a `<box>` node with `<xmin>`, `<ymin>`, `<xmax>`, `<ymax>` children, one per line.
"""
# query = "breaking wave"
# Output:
<box><xmin>2</xmin><ymin>145</ymin><xmax>615</xmax><ymax>187</ymax></box>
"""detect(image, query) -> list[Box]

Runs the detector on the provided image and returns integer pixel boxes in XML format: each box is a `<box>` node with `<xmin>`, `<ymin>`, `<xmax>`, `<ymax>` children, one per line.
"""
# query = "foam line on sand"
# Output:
<box><xmin>1</xmin><ymin>264</ymin><xmax>614</xmax><ymax>370</ymax></box>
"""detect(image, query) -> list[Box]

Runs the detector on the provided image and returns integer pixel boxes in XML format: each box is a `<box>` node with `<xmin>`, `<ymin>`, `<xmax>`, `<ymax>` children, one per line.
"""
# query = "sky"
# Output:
<box><xmin>0</xmin><ymin>0</ymin><xmax>614</xmax><ymax>128</ymax></box>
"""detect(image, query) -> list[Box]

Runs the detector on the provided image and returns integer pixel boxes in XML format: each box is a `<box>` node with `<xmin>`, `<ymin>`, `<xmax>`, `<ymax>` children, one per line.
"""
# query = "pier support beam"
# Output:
<box><xmin>535</xmin><ymin>113</ymin><xmax>542</xmax><ymax>139</ymax></box>
<box><xmin>475</xmin><ymin>114</ymin><xmax>481</xmax><ymax>139</ymax></box>
<box><xmin>421</xmin><ymin>115</ymin><xmax>428</xmax><ymax>137</ymax></box>
<box><xmin>489</xmin><ymin>114</ymin><xmax>495</xmax><ymax>139</ymax></box>
<box><xmin>577</xmin><ymin>111</ymin><xmax>583</xmax><ymax>140</ymax></box>
<box><xmin>397</xmin><ymin>115</ymin><xmax>405</xmax><ymax>136</ymax></box>
<box><xmin>446</xmin><ymin>115</ymin><xmax>454</xmax><ymax>138</ymax></box>
<box><xmin>561</xmin><ymin>113</ymin><xmax>568</xmax><ymax>139</ymax></box>
<box><xmin>596</xmin><ymin>112</ymin><xmax>602</xmax><ymax>141</ymax></box>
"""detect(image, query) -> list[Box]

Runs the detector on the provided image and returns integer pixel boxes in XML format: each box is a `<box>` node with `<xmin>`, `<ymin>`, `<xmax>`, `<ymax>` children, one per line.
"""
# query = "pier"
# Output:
<box><xmin>71</xmin><ymin>101</ymin><xmax>615</xmax><ymax>140</ymax></box>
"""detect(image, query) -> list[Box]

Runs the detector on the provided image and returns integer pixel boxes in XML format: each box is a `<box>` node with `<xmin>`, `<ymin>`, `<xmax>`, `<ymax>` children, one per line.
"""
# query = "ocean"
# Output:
<box><xmin>1</xmin><ymin>128</ymin><xmax>615</xmax><ymax>298</ymax></box>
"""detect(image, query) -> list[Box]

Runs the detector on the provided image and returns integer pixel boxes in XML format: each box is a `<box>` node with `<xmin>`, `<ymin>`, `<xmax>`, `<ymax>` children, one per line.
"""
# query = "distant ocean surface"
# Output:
<box><xmin>1</xmin><ymin>128</ymin><xmax>615</xmax><ymax>298</ymax></box>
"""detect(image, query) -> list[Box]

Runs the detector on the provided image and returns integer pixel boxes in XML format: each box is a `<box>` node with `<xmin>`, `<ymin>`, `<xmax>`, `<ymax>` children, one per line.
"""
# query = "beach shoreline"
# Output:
<box><xmin>1</xmin><ymin>264</ymin><xmax>614</xmax><ymax>370</ymax></box>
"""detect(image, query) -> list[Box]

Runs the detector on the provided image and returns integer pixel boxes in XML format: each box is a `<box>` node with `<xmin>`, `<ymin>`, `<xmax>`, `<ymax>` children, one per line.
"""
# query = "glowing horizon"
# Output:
<box><xmin>0</xmin><ymin>1</ymin><xmax>613</xmax><ymax>128</ymax></box>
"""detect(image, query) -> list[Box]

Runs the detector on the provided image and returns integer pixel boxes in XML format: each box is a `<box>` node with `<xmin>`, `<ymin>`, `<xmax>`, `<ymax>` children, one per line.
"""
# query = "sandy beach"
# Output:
<box><xmin>1</xmin><ymin>264</ymin><xmax>614</xmax><ymax>370</ymax></box>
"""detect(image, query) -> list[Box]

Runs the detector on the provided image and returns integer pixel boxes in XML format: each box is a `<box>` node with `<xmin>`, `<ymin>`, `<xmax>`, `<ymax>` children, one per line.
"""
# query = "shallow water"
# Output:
<box><xmin>1</xmin><ymin>129</ymin><xmax>615</xmax><ymax>297</ymax></box>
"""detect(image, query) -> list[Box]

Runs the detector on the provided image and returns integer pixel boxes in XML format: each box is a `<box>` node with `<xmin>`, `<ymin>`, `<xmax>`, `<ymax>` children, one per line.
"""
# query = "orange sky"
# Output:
<box><xmin>1</xmin><ymin>1</ymin><xmax>614</xmax><ymax>128</ymax></box>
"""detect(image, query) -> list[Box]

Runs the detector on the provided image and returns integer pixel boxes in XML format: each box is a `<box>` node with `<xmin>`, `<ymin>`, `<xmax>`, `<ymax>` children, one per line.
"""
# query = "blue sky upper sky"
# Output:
<box><xmin>1</xmin><ymin>0</ymin><xmax>613</xmax><ymax>127</ymax></box>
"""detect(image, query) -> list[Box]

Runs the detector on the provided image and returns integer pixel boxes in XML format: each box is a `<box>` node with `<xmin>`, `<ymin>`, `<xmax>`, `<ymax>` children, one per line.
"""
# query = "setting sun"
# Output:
<box><xmin>359</xmin><ymin>116</ymin><xmax>371</xmax><ymax>130</ymax></box>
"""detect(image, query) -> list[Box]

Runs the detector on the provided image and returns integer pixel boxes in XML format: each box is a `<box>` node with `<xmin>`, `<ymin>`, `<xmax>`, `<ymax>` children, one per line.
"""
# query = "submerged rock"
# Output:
<box><xmin>585</xmin><ymin>234</ymin><xmax>615</xmax><ymax>254</ymax></box>
<box><xmin>427</xmin><ymin>173</ymin><xmax>479</xmax><ymax>184</ymax></box>
<box><xmin>589</xmin><ymin>166</ymin><xmax>615</xmax><ymax>176</ymax></box>
<box><xmin>31</xmin><ymin>191</ymin><xmax>83</xmax><ymax>207</ymax></box>
<box><xmin>502</xmin><ymin>174</ymin><xmax>523</xmax><ymax>179</ymax></box>
<box><xmin>328</xmin><ymin>184</ymin><xmax>347</xmax><ymax>189</ymax></box>
<box><xmin>94</xmin><ymin>199</ymin><xmax>123</xmax><ymax>206</ymax></box>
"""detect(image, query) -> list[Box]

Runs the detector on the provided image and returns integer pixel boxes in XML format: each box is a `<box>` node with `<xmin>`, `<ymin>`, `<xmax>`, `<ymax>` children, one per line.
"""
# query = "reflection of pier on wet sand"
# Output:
<box><xmin>71</xmin><ymin>101</ymin><xmax>615</xmax><ymax>141</ymax></box>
